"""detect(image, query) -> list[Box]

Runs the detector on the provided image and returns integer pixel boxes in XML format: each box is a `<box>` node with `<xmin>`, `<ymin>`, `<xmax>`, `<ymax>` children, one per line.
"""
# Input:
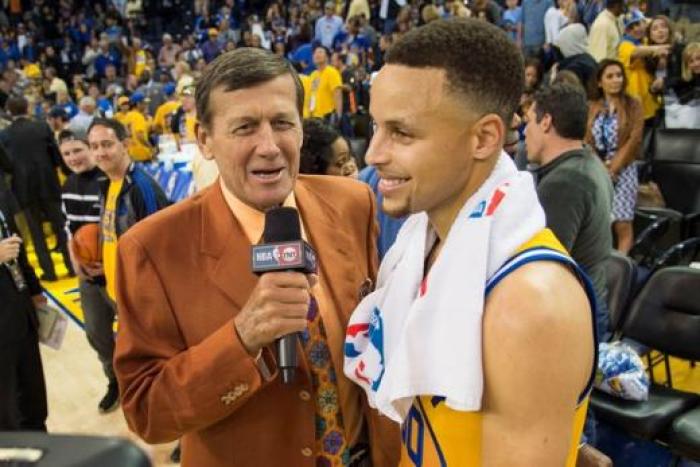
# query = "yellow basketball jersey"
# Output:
<box><xmin>399</xmin><ymin>228</ymin><xmax>598</xmax><ymax>467</ymax></box>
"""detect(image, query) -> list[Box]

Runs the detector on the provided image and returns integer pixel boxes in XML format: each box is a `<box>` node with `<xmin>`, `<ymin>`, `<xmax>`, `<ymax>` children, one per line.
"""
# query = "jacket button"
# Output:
<box><xmin>301</xmin><ymin>447</ymin><xmax>313</xmax><ymax>457</ymax></box>
<box><xmin>221</xmin><ymin>391</ymin><xmax>237</xmax><ymax>405</ymax></box>
<box><xmin>299</xmin><ymin>390</ymin><xmax>311</xmax><ymax>401</ymax></box>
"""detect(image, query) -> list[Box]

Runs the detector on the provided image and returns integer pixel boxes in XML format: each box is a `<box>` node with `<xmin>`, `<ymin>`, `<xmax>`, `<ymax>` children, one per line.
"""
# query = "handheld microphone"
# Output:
<box><xmin>251</xmin><ymin>207</ymin><xmax>317</xmax><ymax>384</ymax></box>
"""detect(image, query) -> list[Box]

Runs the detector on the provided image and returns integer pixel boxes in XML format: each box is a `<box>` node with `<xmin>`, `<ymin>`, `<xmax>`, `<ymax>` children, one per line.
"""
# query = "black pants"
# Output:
<box><xmin>21</xmin><ymin>201</ymin><xmax>73</xmax><ymax>278</ymax></box>
<box><xmin>79</xmin><ymin>278</ymin><xmax>117</xmax><ymax>383</ymax></box>
<box><xmin>0</xmin><ymin>324</ymin><xmax>48</xmax><ymax>431</ymax></box>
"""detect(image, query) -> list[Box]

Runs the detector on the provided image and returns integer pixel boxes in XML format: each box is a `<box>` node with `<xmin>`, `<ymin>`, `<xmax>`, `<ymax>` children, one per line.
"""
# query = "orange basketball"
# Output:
<box><xmin>71</xmin><ymin>223</ymin><xmax>101</xmax><ymax>265</ymax></box>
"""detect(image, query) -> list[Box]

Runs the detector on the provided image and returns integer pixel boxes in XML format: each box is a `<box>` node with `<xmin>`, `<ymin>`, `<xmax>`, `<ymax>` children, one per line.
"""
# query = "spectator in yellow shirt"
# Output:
<box><xmin>114</xmin><ymin>96</ymin><xmax>130</xmax><ymax>127</ymax></box>
<box><xmin>618</xmin><ymin>10</ymin><xmax>670</xmax><ymax>123</ymax></box>
<box><xmin>170</xmin><ymin>84</ymin><xmax>197</xmax><ymax>144</ymax></box>
<box><xmin>129</xmin><ymin>37</ymin><xmax>148</xmax><ymax>79</ymax></box>
<box><xmin>152</xmin><ymin>83</ymin><xmax>180</xmax><ymax>135</ymax></box>
<box><xmin>299</xmin><ymin>73</ymin><xmax>312</xmax><ymax>119</ymax></box>
<box><xmin>307</xmin><ymin>46</ymin><xmax>343</xmax><ymax>123</ymax></box>
<box><xmin>122</xmin><ymin>92</ymin><xmax>154</xmax><ymax>161</ymax></box>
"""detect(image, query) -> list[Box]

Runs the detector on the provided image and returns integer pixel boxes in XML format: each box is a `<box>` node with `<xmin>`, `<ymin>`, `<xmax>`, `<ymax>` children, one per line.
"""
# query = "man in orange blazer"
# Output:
<box><xmin>113</xmin><ymin>48</ymin><xmax>399</xmax><ymax>466</ymax></box>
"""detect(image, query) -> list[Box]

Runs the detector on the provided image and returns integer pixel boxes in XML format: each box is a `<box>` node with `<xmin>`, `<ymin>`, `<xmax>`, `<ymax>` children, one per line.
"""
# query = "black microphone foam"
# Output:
<box><xmin>263</xmin><ymin>207</ymin><xmax>301</xmax><ymax>242</ymax></box>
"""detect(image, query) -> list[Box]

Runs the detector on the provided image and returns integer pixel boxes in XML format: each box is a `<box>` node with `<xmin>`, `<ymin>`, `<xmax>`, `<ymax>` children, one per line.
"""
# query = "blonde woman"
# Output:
<box><xmin>665</xmin><ymin>42</ymin><xmax>700</xmax><ymax>128</ymax></box>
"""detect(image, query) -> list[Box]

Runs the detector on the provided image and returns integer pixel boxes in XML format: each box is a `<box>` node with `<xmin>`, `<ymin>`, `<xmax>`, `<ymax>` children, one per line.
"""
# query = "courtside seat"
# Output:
<box><xmin>605</xmin><ymin>250</ymin><xmax>636</xmax><ymax>335</ymax></box>
<box><xmin>631</xmin><ymin>208</ymin><xmax>684</xmax><ymax>268</ymax></box>
<box><xmin>592</xmin><ymin>387</ymin><xmax>699</xmax><ymax>440</ymax></box>
<box><xmin>591</xmin><ymin>267</ymin><xmax>700</xmax><ymax>440</ymax></box>
<box><xmin>650</xmin><ymin>129</ymin><xmax>700</xmax><ymax>215</ymax></box>
<box><xmin>650</xmin><ymin>237</ymin><xmax>700</xmax><ymax>272</ymax></box>
<box><xmin>667</xmin><ymin>406</ymin><xmax>700</xmax><ymax>461</ymax></box>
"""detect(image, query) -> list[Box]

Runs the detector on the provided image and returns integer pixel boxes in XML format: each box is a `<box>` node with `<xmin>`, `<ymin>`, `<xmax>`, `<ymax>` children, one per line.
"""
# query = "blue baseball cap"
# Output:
<box><xmin>623</xmin><ymin>9</ymin><xmax>645</xmax><ymax>30</ymax></box>
<box><xmin>130</xmin><ymin>91</ymin><xmax>147</xmax><ymax>104</ymax></box>
<box><xmin>163</xmin><ymin>82</ymin><xmax>176</xmax><ymax>96</ymax></box>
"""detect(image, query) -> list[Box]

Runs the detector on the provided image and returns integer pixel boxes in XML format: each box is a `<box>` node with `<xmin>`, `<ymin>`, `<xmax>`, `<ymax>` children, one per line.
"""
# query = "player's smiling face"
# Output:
<box><xmin>366</xmin><ymin>65</ymin><xmax>481</xmax><ymax>221</ymax></box>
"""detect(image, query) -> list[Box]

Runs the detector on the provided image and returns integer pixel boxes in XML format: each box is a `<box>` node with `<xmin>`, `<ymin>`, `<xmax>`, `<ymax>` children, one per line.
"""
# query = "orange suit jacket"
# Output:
<box><xmin>113</xmin><ymin>175</ymin><xmax>400</xmax><ymax>466</ymax></box>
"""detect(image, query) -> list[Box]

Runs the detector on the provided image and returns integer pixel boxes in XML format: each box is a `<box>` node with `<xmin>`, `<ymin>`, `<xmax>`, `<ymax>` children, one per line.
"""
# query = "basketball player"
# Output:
<box><xmin>345</xmin><ymin>19</ymin><xmax>597</xmax><ymax>466</ymax></box>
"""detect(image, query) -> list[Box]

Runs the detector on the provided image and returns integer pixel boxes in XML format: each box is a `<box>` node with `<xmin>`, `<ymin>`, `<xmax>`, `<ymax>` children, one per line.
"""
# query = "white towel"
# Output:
<box><xmin>344</xmin><ymin>153</ymin><xmax>546</xmax><ymax>423</ymax></box>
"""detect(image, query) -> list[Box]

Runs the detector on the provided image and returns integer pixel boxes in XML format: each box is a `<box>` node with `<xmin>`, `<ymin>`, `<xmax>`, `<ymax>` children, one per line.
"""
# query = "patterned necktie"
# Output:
<box><xmin>300</xmin><ymin>296</ymin><xmax>351</xmax><ymax>466</ymax></box>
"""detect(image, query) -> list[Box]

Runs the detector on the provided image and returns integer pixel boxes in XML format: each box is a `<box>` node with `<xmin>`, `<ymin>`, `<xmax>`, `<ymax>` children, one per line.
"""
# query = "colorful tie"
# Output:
<box><xmin>300</xmin><ymin>296</ymin><xmax>351</xmax><ymax>466</ymax></box>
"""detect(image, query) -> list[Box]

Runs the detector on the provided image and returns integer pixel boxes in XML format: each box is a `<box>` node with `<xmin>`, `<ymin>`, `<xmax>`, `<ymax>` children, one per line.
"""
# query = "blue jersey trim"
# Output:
<box><xmin>417</xmin><ymin>397</ymin><xmax>448</xmax><ymax>467</ymax></box>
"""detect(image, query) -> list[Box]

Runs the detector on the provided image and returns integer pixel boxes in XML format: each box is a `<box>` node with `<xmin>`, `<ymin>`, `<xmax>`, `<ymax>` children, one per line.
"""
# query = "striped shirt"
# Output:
<box><xmin>61</xmin><ymin>167</ymin><xmax>103</xmax><ymax>237</ymax></box>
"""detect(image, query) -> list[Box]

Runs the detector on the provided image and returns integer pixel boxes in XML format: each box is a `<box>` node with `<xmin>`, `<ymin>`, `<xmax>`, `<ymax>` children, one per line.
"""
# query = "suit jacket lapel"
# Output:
<box><xmin>200</xmin><ymin>183</ymin><xmax>258</xmax><ymax>310</ymax></box>
<box><xmin>200</xmin><ymin>178</ymin><xmax>360</xmax><ymax>378</ymax></box>
<box><xmin>295</xmin><ymin>178</ymin><xmax>358</xmax><ymax>375</ymax></box>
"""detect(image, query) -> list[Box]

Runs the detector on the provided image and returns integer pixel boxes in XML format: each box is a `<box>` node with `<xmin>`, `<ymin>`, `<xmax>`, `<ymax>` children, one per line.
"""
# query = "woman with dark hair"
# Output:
<box><xmin>585</xmin><ymin>59</ymin><xmax>644</xmax><ymax>254</ymax></box>
<box><xmin>300</xmin><ymin>118</ymin><xmax>359</xmax><ymax>177</ymax></box>
<box><xmin>524</xmin><ymin>57</ymin><xmax>543</xmax><ymax>91</ymax></box>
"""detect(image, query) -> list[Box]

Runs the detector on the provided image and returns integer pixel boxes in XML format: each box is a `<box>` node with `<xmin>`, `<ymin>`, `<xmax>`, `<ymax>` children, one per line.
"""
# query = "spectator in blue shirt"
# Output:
<box><xmin>503</xmin><ymin>0</ymin><xmax>523</xmax><ymax>45</ymax></box>
<box><xmin>201</xmin><ymin>29</ymin><xmax>222</xmax><ymax>63</ymax></box>
<box><xmin>522</xmin><ymin>0</ymin><xmax>553</xmax><ymax>57</ymax></box>
<box><xmin>315</xmin><ymin>2</ymin><xmax>345</xmax><ymax>49</ymax></box>
<box><xmin>103</xmin><ymin>15</ymin><xmax>123</xmax><ymax>44</ymax></box>
<box><xmin>21</xmin><ymin>36</ymin><xmax>37</xmax><ymax>63</ymax></box>
<box><xmin>88</xmin><ymin>83</ymin><xmax>114</xmax><ymax>118</ymax></box>
<box><xmin>0</xmin><ymin>43</ymin><xmax>8</xmax><ymax>69</ymax></box>
<box><xmin>56</xmin><ymin>91</ymin><xmax>79</xmax><ymax>120</ymax></box>
<box><xmin>6</xmin><ymin>41</ymin><xmax>21</xmax><ymax>62</ymax></box>
<box><xmin>195</xmin><ymin>11</ymin><xmax>221</xmax><ymax>42</ymax></box>
<box><xmin>93</xmin><ymin>40</ymin><xmax>120</xmax><ymax>79</ymax></box>
<box><xmin>581</xmin><ymin>0</ymin><xmax>604</xmax><ymax>28</ymax></box>
<box><xmin>292</xmin><ymin>41</ymin><xmax>316</xmax><ymax>74</ymax></box>
<box><xmin>333</xmin><ymin>16</ymin><xmax>371</xmax><ymax>53</ymax></box>
<box><xmin>358</xmin><ymin>165</ymin><xmax>407</xmax><ymax>260</ymax></box>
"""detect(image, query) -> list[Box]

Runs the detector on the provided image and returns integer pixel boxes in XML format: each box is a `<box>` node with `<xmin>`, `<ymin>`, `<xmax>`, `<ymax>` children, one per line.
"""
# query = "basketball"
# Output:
<box><xmin>71</xmin><ymin>223</ymin><xmax>101</xmax><ymax>265</ymax></box>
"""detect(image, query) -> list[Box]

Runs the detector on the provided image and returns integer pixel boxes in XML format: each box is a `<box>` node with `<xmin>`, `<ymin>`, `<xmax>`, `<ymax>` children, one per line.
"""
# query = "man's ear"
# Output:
<box><xmin>196</xmin><ymin>121</ymin><xmax>215</xmax><ymax>161</ymax></box>
<box><xmin>122</xmin><ymin>137</ymin><xmax>133</xmax><ymax>154</ymax></box>
<box><xmin>540</xmin><ymin>113</ymin><xmax>553</xmax><ymax>133</ymax></box>
<box><xmin>472</xmin><ymin>113</ymin><xmax>505</xmax><ymax>161</ymax></box>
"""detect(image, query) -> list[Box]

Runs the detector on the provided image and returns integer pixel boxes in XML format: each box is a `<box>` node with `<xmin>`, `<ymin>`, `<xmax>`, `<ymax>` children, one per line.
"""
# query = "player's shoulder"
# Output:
<box><xmin>484</xmin><ymin>260</ymin><xmax>591</xmax><ymax>342</ymax></box>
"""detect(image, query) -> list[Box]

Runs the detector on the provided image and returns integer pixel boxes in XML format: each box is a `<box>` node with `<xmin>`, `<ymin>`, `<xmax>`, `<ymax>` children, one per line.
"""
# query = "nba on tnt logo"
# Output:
<box><xmin>275</xmin><ymin>244</ymin><xmax>301</xmax><ymax>265</ymax></box>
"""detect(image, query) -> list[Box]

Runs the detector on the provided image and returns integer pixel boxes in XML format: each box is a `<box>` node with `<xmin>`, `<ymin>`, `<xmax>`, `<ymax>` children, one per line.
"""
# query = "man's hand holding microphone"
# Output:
<box><xmin>235</xmin><ymin>206</ymin><xmax>319</xmax><ymax>384</ymax></box>
<box><xmin>234</xmin><ymin>271</ymin><xmax>316</xmax><ymax>357</ymax></box>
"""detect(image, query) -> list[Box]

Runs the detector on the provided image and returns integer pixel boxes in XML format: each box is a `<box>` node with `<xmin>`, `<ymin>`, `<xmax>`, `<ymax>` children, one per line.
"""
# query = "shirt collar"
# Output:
<box><xmin>219</xmin><ymin>178</ymin><xmax>301</xmax><ymax>244</ymax></box>
<box><xmin>534</xmin><ymin>148</ymin><xmax>587</xmax><ymax>182</ymax></box>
